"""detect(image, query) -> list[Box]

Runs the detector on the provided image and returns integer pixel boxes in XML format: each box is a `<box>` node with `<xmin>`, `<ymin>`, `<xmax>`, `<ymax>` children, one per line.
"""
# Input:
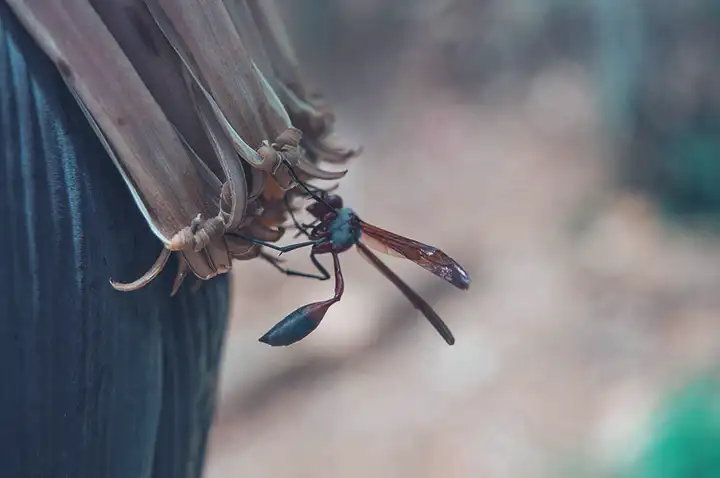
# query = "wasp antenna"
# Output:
<box><xmin>282</xmin><ymin>158</ymin><xmax>337</xmax><ymax>212</ymax></box>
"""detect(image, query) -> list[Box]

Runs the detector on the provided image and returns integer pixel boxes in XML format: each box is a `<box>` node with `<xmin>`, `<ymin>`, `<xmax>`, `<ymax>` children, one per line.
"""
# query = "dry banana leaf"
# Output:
<box><xmin>224</xmin><ymin>0</ymin><xmax>359</xmax><ymax>164</ymax></box>
<box><xmin>5</xmin><ymin>0</ymin><xmax>233</xmax><ymax>283</ymax></box>
<box><xmin>5</xmin><ymin>0</ymin><xmax>358</xmax><ymax>293</ymax></box>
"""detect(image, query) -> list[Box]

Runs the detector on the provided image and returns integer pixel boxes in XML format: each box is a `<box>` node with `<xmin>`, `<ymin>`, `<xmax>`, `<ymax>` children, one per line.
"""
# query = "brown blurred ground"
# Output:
<box><xmin>203</xmin><ymin>4</ymin><xmax>720</xmax><ymax>477</ymax></box>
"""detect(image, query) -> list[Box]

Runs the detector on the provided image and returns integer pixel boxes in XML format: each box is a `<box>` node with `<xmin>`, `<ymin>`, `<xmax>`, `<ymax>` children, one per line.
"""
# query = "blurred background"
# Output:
<box><xmin>205</xmin><ymin>1</ymin><xmax>720</xmax><ymax>477</ymax></box>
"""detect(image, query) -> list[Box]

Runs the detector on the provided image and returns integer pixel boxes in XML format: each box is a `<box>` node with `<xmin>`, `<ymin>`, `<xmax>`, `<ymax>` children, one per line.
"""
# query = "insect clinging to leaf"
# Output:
<box><xmin>236</xmin><ymin>161</ymin><xmax>471</xmax><ymax>347</ymax></box>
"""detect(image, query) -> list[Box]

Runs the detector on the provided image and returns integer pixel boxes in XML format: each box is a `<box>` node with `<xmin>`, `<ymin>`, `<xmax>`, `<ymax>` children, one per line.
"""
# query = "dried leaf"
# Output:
<box><xmin>6</xmin><ymin>0</ymin><xmax>359</xmax><ymax>291</ymax></box>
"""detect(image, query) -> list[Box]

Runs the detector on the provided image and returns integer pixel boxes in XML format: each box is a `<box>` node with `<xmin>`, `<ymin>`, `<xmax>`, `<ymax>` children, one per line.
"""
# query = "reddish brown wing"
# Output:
<box><xmin>357</xmin><ymin>243</ymin><xmax>455</xmax><ymax>345</ymax></box>
<box><xmin>359</xmin><ymin>221</ymin><xmax>471</xmax><ymax>290</ymax></box>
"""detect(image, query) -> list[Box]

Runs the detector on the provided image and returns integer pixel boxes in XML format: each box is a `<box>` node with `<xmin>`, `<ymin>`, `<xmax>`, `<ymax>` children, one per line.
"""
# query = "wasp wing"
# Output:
<box><xmin>359</xmin><ymin>221</ymin><xmax>471</xmax><ymax>290</ymax></box>
<box><xmin>357</xmin><ymin>243</ymin><xmax>455</xmax><ymax>345</ymax></box>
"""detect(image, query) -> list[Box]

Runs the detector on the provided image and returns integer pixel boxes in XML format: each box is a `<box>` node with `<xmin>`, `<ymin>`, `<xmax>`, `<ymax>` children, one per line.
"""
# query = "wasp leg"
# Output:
<box><xmin>260</xmin><ymin>251</ymin><xmax>330</xmax><ymax>281</ymax></box>
<box><xmin>232</xmin><ymin>234</ymin><xmax>323</xmax><ymax>255</ymax></box>
<box><xmin>284</xmin><ymin>195</ymin><xmax>319</xmax><ymax>238</ymax></box>
<box><xmin>292</xmin><ymin>181</ymin><xmax>339</xmax><ymax>199</ymax></box>
<box><xmin>292</xmin><ymin>222</ymin><xmax>318</xmax><ymax>238</ymax></box>
<box><xmin>283</xmin><ymin>194</ymin><xmax>314</xmax><ymax>236</ymax></box>
<box><xmin>285</xmin><ymin>196</ymin><xmax>320</xmax><ymax>239</ymax></box>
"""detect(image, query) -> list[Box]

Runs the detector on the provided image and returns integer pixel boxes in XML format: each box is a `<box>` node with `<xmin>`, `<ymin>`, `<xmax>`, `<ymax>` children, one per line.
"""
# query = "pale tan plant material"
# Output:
<box><xmin>223</xmin><ymin>0</ymin><xmax>360</xmax><ymax>164</ymax></box>
<box><xmin>6</xmin><ymin>0</ymin><xmax>357</xmax><ymax>293</ymax></box>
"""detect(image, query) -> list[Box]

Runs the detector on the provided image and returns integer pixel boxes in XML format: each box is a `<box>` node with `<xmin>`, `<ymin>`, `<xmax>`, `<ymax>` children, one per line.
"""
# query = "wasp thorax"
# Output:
<box><xmin>328</xmin><ymin>208</ymin><xmax>362</xmax><ymax>251</ymax></box>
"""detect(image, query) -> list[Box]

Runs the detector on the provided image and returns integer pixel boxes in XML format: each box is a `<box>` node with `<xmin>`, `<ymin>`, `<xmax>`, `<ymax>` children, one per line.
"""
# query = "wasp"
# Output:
<box><xmin>236</xmin><ymin>165</ymin><xmax>471</xmax><ymax>346</ymax></box>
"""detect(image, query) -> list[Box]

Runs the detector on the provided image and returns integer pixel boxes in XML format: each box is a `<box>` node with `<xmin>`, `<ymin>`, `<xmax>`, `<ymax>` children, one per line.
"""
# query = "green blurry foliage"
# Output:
<box><xmin>626</xmin><ymin>377</ymin><xmax>720</xmax><ymax>478</ymax></box>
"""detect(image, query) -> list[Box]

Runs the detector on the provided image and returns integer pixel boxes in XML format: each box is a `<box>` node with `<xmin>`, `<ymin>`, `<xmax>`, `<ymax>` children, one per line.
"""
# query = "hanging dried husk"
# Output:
<box><xmin>222</xmin><ymin>0</ymin><xmax>360</xmax><ymax>166</ymax></box>
<box><xmin>5</xmin><ymin>0</ymin><xmax>357</xmax><ymax>293</ymax></box>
